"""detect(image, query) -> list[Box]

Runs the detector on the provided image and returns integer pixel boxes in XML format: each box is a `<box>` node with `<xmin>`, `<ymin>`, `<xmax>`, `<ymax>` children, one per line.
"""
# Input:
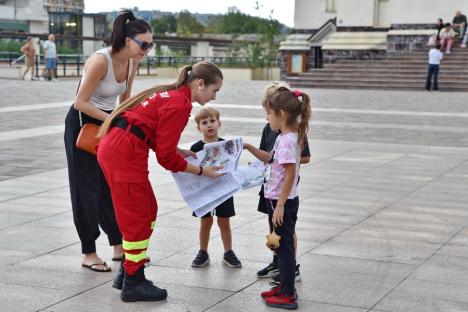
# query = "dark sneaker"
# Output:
<box><xmin>257</xmin><ymin>261</ymin><xmax>279</xmax><ymax>278</ymax></box>
<box><xmin>191</xmin><ymin>250</ymin><xmax>210</xmax><ymax>267</ymax></box>
<box><xmin>272</xmin><ymin>264</ymin><xmax>301</xmax><ymax>282</ymax></box>
<box><xmin>264</xmin><ymin>294</ymin><xmax>298</xmax><ymax>310</ymax></box>
<box><xmin>223</xmin><ymin>250</ymin><xmax>242</xmax><ymax>268</ymax></box>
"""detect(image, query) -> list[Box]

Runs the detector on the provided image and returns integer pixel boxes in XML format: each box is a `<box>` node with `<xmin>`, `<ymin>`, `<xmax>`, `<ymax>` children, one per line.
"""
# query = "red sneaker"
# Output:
<box><xmin>260</xmin><ymin>284</ymin><xmax>281</xmax><ymax>298</ymax></box>
<box><xmin>264</xmin><ymin>294</ymin><xmax>298</xmax><ymax>310</ymax></box>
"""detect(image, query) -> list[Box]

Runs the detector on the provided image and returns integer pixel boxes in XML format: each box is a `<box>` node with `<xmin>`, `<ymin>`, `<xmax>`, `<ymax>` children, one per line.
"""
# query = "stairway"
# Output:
<box><xmin>287</xmin><ymin>46</ymin><xmax>468</xmax><ymax>92</ymax></box>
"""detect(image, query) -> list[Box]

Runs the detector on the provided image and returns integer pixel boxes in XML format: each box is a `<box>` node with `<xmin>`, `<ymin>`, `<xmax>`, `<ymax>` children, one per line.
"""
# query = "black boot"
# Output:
<box><xmin>120</xmin><ymin>266</ymin><xmax>167</xmax><ymax>302</ymax></box>
<box><xmin>112</xmin><ymin>261</ymin><xmax>124</xmax><ymax>290</ymax></box>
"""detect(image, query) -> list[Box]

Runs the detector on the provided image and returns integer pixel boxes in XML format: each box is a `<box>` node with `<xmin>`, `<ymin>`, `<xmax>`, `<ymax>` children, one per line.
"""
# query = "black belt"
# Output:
<box><xmin>111</xmin><ymin>117</ymin><xmax>153</xmax><ymax>146</ymax></box>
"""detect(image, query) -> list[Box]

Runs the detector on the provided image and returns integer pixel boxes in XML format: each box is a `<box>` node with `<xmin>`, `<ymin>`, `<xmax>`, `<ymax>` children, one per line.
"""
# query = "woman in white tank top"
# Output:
<box><xmin>64</xmin><ymin>10</ymin><xmax>154</xmax><ymax>273</ymax></box>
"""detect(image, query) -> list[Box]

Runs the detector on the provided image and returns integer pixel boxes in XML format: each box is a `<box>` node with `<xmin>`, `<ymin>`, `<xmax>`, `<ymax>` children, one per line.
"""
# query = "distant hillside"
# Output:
<box><xmin>101</xmin><ymin>7</ymin><xmax>290</xmax><ymax>34</ymax></box>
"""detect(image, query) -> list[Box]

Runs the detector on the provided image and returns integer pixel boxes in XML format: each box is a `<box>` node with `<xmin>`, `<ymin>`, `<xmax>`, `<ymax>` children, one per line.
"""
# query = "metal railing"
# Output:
<box><xmin>0</xmin><ymin>52</ymin><xmax>281</xmax><ymax>78</ymax></box>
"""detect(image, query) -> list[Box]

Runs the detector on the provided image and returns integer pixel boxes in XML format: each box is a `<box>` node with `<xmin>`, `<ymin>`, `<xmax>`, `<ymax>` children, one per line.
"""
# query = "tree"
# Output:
<box><xmin>151</xmin><ymin>14</ymin><xmax>177</xmax><ymax>34</ymax></box>
<box><xmin>176</xmin><ymin>10</ymin><xmax>205</xmax><ymax>36</ymax></box>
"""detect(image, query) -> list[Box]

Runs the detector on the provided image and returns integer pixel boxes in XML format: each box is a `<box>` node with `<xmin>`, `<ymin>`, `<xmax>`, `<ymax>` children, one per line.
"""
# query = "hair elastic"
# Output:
<box><xmin>293</xmin><ymin>90</ymin><xmax>303</xmax><ymax>98</ymax></box>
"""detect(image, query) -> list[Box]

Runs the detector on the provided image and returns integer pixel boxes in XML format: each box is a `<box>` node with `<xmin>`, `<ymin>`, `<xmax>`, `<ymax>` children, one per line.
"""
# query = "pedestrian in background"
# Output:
<box><xmin>20</xmin><ymin>36</ymin><xmax>36</xmax><ymax>80</ymax></box>
<box><xmin>40</xmin><ymin>34</ymin><xmax>57</xmax><ymax>81</ymax></box>
<box><xmin>425</xmin><ymin>44</ymin><xmax>443</xmax><ymax>91</ymax></box>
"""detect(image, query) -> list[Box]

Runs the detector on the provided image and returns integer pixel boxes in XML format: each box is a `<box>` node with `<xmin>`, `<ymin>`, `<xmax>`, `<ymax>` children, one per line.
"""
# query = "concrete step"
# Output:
<box><xmin>287</xmin><ymin>77</ymin><xmax>468</xmax><ymax>86</ymax></box>
<box><xmin>324</xmin><ymin>64</ymin><xmax>463</xmax><ymax>70</ymax></box>
<box><xmin>295</xmin><ymin>72</ymin><xmax>468</xmax><ymax>80</ymax></box>
<box><xmin>299</xmin><ymin>69</ymin><xmax>468</xmax><ymax>75</ymax></box>
<box><xmin>336</xmin><ymin>60</ymin><xmax>467</xmax><ymax>65</ymax></box>
<box><xmin>287</xmin><ymin>80</ymin><xmax>468</xmax><ymax>92</ymax></box>
<box><xmin>307</xmin><ymin>46</ymin><xmax>468</xmax><ymax>91</ymax></box>
<box><xmin>300</xmin><ymin>69</ymin><xmax>468</xmax><ymax>75</ymax></box>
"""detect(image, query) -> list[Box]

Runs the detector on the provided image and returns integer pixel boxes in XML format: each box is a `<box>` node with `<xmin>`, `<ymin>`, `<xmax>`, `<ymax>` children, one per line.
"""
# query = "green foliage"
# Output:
<box><xmin>219</xmin><ymin>9</ymin><xmax>281</xmax><ymax>34</ymax></box>
<box><xmin>56</xmin><ymin>45</ymin><xmax>81</xmax><ymax>54</ymax></box>
<box><xmin>176</xmin><ymin>10</ymin><xmax>205</xmax><ymax>36</ymax></box>
<box><xmin>0</xmin><ymin>39</ymin><xmax>23</xmax><ymax>53</ymax></box>
<box><xmin>151</xmin><ymin>14</ymin><xmax>177</xmax><ymax>34</ymax></box>
<box><xmin>205</xmin><ymin>15</ymin><xmax>223</xmax><ymax>33</ymax></box>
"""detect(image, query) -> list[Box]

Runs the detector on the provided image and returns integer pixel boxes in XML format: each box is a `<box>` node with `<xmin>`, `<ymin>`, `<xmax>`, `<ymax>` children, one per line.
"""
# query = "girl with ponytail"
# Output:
<box><xmin>243</xmin><ymin>84</ymin><xmax>311</xmax><ymax>310</ymax></box>
<box><xmin>64</xmin><ymin>9</ymin><xmax>153</xmax><ymax>274</ymax></box>
<box><xmin>97</xmin><ymin>61</ymin><xmax>224</xmax><ymax>302</ymax></box>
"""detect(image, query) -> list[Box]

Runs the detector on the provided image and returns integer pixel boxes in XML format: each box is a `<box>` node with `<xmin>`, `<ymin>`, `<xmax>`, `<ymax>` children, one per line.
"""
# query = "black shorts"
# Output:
<box><xmin>192</xmin><ymin>197</ymin><xmax>235</xmax><ymax>218</ymax></box>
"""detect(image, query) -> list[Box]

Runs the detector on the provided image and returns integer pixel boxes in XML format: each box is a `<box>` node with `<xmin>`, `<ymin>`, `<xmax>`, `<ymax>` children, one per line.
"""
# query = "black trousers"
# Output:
<box><xmin>64</xmin><ymin>105</ymin><xmax>122</xmax><ymax>254</ymax></box>
<box><xmin>267</xmin><ymin>197</ymin><xmax>299</xmax><ymax>296</ymax></box>
<box><xmin>425</xmin><ymin>64</ymin><xmax>439</xmax><ymax>91</ymax></box>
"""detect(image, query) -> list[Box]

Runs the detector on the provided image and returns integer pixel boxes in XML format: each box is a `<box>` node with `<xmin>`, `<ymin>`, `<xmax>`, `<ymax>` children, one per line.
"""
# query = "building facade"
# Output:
<box><xmin>0</xmin><ymin>0</ymin><xmax>106</xmax><ymax>55</ymax></box>
<box><xmin>279</xmin><ymin>0</ymin><xmax>468</xmax><ymax>79</ymax></box>
<box><xmin>0</xmin><ymin>0</ymin><xmax>84</xmax><ymax>33</ymax></box>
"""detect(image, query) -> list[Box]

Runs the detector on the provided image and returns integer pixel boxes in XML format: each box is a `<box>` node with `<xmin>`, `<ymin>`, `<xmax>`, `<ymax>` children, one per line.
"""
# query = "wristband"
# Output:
<box><xmin>198</xmin><ymin>166</ymin><xmax>203</xmax><ymax>176</ymax></box>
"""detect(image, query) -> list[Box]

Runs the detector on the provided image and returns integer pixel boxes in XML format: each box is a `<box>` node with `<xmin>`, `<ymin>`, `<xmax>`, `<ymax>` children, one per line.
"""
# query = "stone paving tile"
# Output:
<box><xmin>446</xmin><ymin>227</ymin><xmax>468</xmax><ymax>246</ymax></box>
<box><xmin>41</xmin><ymin>279</ymin><xmax>234</xmax><ymax>312</ymax></box>
<box><xmin>243</xmin><ymin>267</ymin><xmax>405</xmax><ymax>309</ymax></box>
<box><xmin>437</xmin><ymin>244</ymin><xmax>468</xmax><ymax>258</ymax></box>
<box><xmin>374</xmin><ymin>278</ymin><xmax>468</xmax><ymax>312</ymax></box>
<box><xmin>410</xmin><ymin>254</ymin><xmax>468</xmax><ymax>286</ymax></box>
<box><xmin>0</xmin><ymin>223</ymin><xmax>78</xmax><ymax>255</ymax></box>
<box><xmin>0</xmin><ymin>282</ymin><xmax>75</xmax><ymax>312</ymax></box>
<box><xmin>205</xmin><ymin>292</ymin><xmax>367</xmax><ymax>312</ymax></box>
<box><xmin>312</xmin><ymin>232</ymin><xmax>442</xmax><ymax>265</ymax></box>
<box><xmin>1</xmin><ymin>79</ymin><xmax>468</xmax><ymax>311</ymax></box>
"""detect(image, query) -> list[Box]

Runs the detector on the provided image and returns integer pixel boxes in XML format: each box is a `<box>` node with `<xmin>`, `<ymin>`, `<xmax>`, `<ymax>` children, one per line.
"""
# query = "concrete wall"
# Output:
<box><xmin>0</xmin><ymin>1</ymin><xmax>48</xmax><ymax>22</ymax></box>
<box><xmin>295</xmin><ymin>0</ymin><xmax>468</xmax><ymax>29</ymax></box>
<box><xmin>336</xmin><ymin>0</ymin><xmax>375</xmax><ymax>27</ymax></box>
<box><xmin>190</xmin><ymin>41</ymin><xmax>212</xmax><ymax>57</ymax></box>
<box><xmin>389</xmin><ymin>0</ymin><xmax>468</xmax><ymax>24</ymax></box>
<box><xmin>294</xmin><ymin>0</ymin><xmax>337</xmax><ymax>30</ymax></box>
<box><xmin>155</xmin><ymin>67</ymin><xmax>280</xmax><ymax>81</ymax></box>
<box><xmin>29</xmin><ymin>21</ymin><xmax>48</xmax><ymax>33</ymax></box>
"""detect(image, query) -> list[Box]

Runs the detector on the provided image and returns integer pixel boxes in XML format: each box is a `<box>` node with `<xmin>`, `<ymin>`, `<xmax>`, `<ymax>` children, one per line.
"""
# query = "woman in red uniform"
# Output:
<box><xmin>97</xmin><ymin>61</ymin><xmax>224</xmax><ymax>302</ymax></box>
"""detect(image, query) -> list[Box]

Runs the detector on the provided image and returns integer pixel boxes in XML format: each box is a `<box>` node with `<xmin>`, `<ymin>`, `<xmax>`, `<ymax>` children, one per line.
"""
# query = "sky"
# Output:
<box><xmin>83</xmin><ymin>0</ymin><xmax>295</xmax><ymax>27</ymax></box>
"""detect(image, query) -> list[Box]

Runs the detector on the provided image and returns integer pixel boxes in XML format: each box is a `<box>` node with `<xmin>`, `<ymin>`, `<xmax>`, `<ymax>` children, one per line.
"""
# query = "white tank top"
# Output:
<box><xmin>87</xmin><ymin>48</ymin><xmax>133</xmax><ymax>111</ymax></box>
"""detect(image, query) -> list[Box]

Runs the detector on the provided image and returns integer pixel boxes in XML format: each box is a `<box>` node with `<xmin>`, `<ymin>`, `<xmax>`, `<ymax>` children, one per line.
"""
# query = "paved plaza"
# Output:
<box><xmin>0</xmin><ymin>77</ymin><xmax>468</xmax><ymax>312</ymax></box>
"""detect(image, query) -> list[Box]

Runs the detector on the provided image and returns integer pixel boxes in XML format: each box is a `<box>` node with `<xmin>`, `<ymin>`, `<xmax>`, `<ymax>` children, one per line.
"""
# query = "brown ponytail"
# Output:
<box><xmin>296</xmin><ymin>92</ymin><xmax>311</xmax><ymax>144</ymax></box>
<box><xmin>98</xmin><ymin>61</ymin><xmax>223</xmax><ymax>138</ymax></box>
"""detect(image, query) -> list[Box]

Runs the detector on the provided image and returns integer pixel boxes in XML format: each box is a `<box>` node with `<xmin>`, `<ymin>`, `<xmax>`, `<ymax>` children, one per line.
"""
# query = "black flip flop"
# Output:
<box><xmin>82</xmin><ymin>262</ymin><xmax>112</xmax><ymax>272</ymax></box>
<box><xmin>111</xmin><ymin>256</ymin><xmax>124</xmax><ymax>262</ymax></box>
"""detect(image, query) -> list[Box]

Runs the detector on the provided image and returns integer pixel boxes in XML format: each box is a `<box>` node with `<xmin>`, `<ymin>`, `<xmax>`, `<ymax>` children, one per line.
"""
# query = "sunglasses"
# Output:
<box><xmin>129</xmin><ymin>37</ymin><xmax>154</xmax><ymax>51</ymax></box>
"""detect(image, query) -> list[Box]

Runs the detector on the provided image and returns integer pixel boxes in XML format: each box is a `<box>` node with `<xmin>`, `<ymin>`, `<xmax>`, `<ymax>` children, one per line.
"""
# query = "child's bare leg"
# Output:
<box><xmin>200</xmin><ymin>217</ymin><xmax>213</xmax><ymax>251</ymax></box>
<box><xmin>217</xmin><ymin>217</ymin><xmax>232</xmax><ymax>252</ymax></box>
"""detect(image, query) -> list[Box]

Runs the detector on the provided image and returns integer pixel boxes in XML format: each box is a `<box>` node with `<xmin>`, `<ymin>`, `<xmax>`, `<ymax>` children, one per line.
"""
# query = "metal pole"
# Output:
<box><xmin>76</xmin><ymin>55</ymin><xmax>80</xmax><ymax>76</ymax></box>
<box><xmin>147</xmin><ymin>57</ymin><xmax>150</xmax><ymax>75</ymax></box>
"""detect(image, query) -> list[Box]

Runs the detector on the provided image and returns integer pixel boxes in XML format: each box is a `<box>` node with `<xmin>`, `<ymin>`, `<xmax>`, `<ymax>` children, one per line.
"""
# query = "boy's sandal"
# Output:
<box><xmin>82</xmin><ymin>262</ymin><xmax>112</xmax><ymax>272</ymax></box>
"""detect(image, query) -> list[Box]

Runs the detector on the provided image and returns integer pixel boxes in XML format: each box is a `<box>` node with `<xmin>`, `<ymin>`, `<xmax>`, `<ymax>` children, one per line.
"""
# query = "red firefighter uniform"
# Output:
<box><xmin>97</xmin><ymin>85</ymin><xmax>192</xmax><ymax>275</ymax></box>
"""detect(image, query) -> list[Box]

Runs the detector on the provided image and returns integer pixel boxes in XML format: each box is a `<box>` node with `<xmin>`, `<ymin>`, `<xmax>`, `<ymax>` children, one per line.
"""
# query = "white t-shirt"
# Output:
<box><xmin>428</xmin><ymin>48</ymin><xmax>443</xmax><ymax>65</ymax></box>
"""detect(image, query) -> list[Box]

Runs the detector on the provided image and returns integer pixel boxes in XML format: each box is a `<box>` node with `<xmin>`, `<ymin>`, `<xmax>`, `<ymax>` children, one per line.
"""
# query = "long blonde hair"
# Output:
<box><xmin>99</xmin><ymin>61</ymin><xmax>223</xmax><ymax>137</ymax></box>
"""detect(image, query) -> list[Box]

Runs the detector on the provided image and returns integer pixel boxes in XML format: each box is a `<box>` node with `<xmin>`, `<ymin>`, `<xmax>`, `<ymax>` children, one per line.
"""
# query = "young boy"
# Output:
<box><xmin>256</xmin><ymin>123</ymin><xmax>310</xmax><ymax>281</ymax></box>
<box><xmin>190</xmin><ymin>107</ymin><xmax>242</xmax><ymax>268</ymax></box>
